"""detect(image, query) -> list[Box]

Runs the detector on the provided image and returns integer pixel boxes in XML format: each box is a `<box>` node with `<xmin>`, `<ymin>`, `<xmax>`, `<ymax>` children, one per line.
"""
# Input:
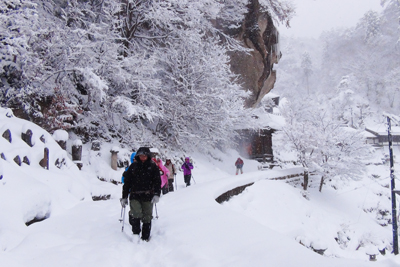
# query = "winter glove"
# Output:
<box><xmin>120</xmin><ymin>198</ymin><xmax>128</xmax><ymax>207</ymax></box>
<box><xmin>151</xmin><ymin>195</ymin><xmax>160</xmax><ymax>204</ymax></box>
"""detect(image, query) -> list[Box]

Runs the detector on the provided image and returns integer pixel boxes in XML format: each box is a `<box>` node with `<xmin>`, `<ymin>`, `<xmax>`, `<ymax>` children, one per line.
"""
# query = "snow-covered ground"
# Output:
<box><xmin>1</xmin><ymin>107</ymin><xmax>400</xmax><ymax>266</ymax></box>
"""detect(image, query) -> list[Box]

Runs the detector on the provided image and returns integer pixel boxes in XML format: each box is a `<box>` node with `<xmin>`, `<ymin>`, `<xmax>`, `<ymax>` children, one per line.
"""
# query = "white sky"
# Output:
<box><xmin>278</xmin><ymin>0</ymin><xmax>384</xmax><ymax>38</ymax></box>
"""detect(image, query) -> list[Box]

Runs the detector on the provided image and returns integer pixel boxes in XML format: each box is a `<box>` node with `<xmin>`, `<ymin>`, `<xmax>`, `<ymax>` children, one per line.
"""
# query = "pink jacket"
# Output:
<box><xmin>154</xmin><ymin>159</ymin><xmax>170</xmax><ymax>187</ymax></box>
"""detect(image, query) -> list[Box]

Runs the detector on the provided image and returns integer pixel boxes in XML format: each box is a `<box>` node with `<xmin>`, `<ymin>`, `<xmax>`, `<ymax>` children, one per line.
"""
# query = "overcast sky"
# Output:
<box><xmin>278</xmin><ymin>0</ymin><xmax>384</xmax><ymax>38</ymax></box>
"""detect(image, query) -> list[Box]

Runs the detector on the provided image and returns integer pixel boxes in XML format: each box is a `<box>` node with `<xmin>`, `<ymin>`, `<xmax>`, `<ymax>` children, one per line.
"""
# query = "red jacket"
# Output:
<box><xmin>235</xmin><ymin>158</ymin><xmax>244</xmax><ymax>166</ymax></box>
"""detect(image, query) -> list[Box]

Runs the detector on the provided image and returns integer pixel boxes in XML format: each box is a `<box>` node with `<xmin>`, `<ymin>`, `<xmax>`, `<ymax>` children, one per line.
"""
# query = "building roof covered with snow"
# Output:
<box><xmin>365</xmin><ymin>123</ymin><xmax>400</xmax><ymax>146</ymax></box>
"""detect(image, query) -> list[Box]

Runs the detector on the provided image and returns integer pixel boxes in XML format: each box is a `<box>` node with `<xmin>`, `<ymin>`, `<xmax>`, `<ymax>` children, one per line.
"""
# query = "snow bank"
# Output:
<box><xmin>52</xmin><ymin>129</ymin><xmax>69</xmax><ymax>141</ymax></box>
<box><xmin>0</xmin><ymin>108</ymin><xmax>117</xmax><ymax>251</ymax></box>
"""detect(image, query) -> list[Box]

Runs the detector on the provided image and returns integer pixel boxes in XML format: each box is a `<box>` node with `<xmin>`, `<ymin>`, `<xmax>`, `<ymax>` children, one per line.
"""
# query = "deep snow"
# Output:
<box><xmin>1</xmin><ymin>107</ymin><xmax>400</xmax><ymax>267</ymax></box>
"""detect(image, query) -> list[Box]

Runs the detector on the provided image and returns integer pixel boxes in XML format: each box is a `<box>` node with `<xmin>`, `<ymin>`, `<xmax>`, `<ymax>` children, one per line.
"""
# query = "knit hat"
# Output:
<box><xmin>136</xmin><ymin>147</ymin><xmax>151</xmax><ymax>156</ymax></box>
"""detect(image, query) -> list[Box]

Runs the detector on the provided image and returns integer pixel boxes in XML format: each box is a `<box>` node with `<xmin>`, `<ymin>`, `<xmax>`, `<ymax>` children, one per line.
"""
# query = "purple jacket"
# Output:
<box><xmin>181</xmin><ymin>158</ymin><xmax>193</xmax><ymax>175</ymax></box>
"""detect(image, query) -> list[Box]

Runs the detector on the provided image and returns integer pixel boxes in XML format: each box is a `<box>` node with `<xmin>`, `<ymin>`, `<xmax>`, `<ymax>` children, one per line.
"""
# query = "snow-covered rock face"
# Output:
<box><xmin>215</xmin><ymin>2</ymin><xmax>281</xmax><ymax>108</ymax></box>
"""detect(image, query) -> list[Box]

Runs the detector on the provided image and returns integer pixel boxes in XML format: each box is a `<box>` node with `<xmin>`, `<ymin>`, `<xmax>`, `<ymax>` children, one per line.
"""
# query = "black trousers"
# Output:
<box><xmin>168</xmin><ymin>180</ymin><xmax>174</xmax><ymax>191</ymax></box>
<box><xmin>162</xmin><ymin>183</ymin><xmax>168</xmax><ymax>195</ymax></box>
<box><xmin>184</xmin><ymin>174</ymin><xmax>191</xmax><ymax>186</ymax></box>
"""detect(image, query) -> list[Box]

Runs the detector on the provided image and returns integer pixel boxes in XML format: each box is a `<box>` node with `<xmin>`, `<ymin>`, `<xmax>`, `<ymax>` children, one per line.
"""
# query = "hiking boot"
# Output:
<box><xmin>129</xmin><ymin>216</ymin><xmax>141</xmax><ymax>235</ymax></box>
<box><xmin>141</xmin><ymin>222</ymin><xmax>151</xmax><ymax>241</ymax></box>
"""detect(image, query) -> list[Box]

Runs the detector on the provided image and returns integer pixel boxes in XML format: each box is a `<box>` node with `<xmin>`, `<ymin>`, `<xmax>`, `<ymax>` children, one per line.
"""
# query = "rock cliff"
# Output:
<box><xmin>217</xmin><ymin>0</ymin><xmax>282</xmax><ymax>108</ymax></box>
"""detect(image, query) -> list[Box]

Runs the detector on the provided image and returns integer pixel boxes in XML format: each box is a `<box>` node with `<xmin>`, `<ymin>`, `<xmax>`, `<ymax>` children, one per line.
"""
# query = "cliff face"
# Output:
<box><xmin>217</xmin><ymin>0</ymin><xmax>281</xmax><ymax>108</ymax></box>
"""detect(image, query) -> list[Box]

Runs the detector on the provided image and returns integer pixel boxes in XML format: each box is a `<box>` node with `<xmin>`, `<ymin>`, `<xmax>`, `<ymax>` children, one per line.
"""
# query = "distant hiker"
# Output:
<box><xmin>121</xmin><ymin>152</ymin><xmax>136</xmax><ymax>184</ymax></box>
<box><xmin>153</xmin><ymin>157</ymin><xmax>170</xmax><ymax>195</ymax></box>
<box><xmin>165</xmin><ymin>159</ymin><xmax>176</xmax><ymax>192</ymax></box>
<box><xmin>235</xmin><ymin>157</ymin><xmax>244</xmax><ymax>175</ymax></box>
<box><xmin>120</xmin><ymin>147</ymin><xmax>161</xmax><ymax>241</ymax></box>
<box><xmin>181</xmin><ymin>157</ymin><xmax>194</xmax><ymax>187</ymax></box>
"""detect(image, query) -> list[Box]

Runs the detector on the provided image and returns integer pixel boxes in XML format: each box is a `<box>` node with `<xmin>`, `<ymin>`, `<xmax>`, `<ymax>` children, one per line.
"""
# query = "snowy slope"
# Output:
<box><xmin>2</xmin><ymin>171</ymin><xmax>399</xmax><ymax>267</ymax></box>
<box><xmin>1</xmin><ymin>107</ymin><xmax>400</xmax><ymax>266</ymax></box>
<box><xmin>0</xmin><ymin>108</ymin><xmax>119</xmax><ymax>251</ymax></box>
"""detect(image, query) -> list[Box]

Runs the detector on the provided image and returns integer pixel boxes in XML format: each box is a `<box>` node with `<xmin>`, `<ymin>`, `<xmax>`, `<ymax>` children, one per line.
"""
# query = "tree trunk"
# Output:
<box><xmin>319</xmin><ymin>176</ymin><xmax>324</xmax><ymax>192</ymax></box>
<box><xmin>303</xmin><ymin>170</ymin><xmax>309</xmax><ymax>191</ymax></box>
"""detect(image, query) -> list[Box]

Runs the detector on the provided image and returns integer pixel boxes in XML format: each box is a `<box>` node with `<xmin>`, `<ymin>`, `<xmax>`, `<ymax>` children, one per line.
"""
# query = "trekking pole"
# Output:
<box><xmin>154</xmin><ymin>203</ymin><xmax>159</xmax><ymax>219</ymax></box>
<box><xmin>174</xmin><ymin>174</ymin><xmax>177</xmax><ymax>191</ymax></box>
<box><xmin>119</xmin><ymin>206</ymin><xmax>124</xmax><ymax>222</ymax></box>
<box><xmin>121</xmin><ymin>206</ymin><xmax>126</xmax><ymax>232</ymax></box>
<box><xmin>191</xmin><ymin>174</ymin><xmax>196</xmax><ymax>184</ymax></box>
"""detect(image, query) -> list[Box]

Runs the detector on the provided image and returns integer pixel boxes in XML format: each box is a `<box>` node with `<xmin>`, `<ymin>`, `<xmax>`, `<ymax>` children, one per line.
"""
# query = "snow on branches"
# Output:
<box><xmin>274</xmin><ymin>101</ymin><xmax>372</xmax><ymax>192</ymax></box>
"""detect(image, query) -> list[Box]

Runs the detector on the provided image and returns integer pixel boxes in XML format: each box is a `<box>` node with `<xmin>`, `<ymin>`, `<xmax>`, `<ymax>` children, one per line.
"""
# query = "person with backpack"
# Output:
<box><xmin>181</xmin><ymin>157</ymin><xmax>194</xmax><ymax>187</ymax></box>
<box><xmin>235</xmin><ymin>157</ymin><xmax>244</xmax><ymax>175</ymax></box>
<box><xmin>153</xmin><ymin>157</ymin><xmax>170</xmax><ymax>195</ymax></box>
<box><xmin>120</xmin><ymin>147</ymin><xmax>161</xmax><ymax>241</ymax></box>
<box><xmin>165</xmin><ymin>159</ymin><xmax>176</xmax><ymax>192</ymax></box>
<box><xmin>121</xmin><ymin>152</ymin><xmax>136</xmax><ymax>184</ymax></box>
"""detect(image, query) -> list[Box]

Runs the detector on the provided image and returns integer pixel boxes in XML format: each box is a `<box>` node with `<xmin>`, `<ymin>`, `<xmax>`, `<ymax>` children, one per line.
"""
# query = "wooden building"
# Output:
<box><xmin>236</xmin><ymin>93</ymin><xmax>283</xmax><ymax>163</ymax></box>
<box><xmin>365</xmin><ymin>125</ymin><xmax>400</xmax><ymax>147</ymax></box>
<box><xmin>237</xmin><ymin>127</ymin><xmax>276</xmax><ymax>162</ymax></box>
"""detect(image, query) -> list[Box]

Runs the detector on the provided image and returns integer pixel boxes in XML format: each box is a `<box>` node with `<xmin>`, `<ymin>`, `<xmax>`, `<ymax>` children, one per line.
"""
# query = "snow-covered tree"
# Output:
<box><xmin>0</xmin><ymin>0</ymin><xmax>39</xmax><ymax>87</ymax></box>
<box><xmin>383</xmin><ymin>68</ymin><xmax>400</xmax><ymax>109</ymax></box>
<box><xmin>1</xmin><ymin>0</ymin><xmax>294</xmax><ymax>153</ymax></box>
<box><xmin>275</xmin><ymin>1</ymin><xmax>400</xmax><ymax>123</ymax></box>
<box><xmin>329</xmin><ymin>75</ymin><xmax>371</xmax><ymax>128</ymax></box>
<box><xmin>274</xmin><ymin>101</ymin><xmax>372</xmax><ymax>192</ymax></box>
<box><xmin>156</xmin><ymin>36</ymin><xmax>249</xmax><ymax>151</ymax></box>
<box><xmin>358</xmin><ymin>10</ymin><xmax>381</xmax><ymax>43</ymax></box>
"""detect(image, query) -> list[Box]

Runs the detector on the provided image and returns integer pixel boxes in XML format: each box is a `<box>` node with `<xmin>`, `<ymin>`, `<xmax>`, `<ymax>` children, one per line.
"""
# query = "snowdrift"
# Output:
<box><xmin>0</xmin><ymin>108</ymin><xmax>118</xmax><ymax>250</ymax></box>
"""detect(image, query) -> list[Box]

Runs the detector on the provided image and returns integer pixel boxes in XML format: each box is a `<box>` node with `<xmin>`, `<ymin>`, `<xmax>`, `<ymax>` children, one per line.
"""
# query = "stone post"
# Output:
<box><xmin>13</xmin><ymin>155</ymin><xmax>21</xmax><ymax>166</ymax></box>
<box><xmin>2</xmin><ymin>129</ymin><xmax>12</xmax><ymax>143</ymax></box>
<box><xmin>91</xmin><ymin>140</ymin><xmax>101</xmax><ymax>151</ymax></box>
<box><xmin>110</xmin><ymin>147</ymin><xmax>119</xmax><ymax>171</ymax></box>
<box><xmin>52</xmin><ymin>129</ymin><xmax>68</xmax><ymax>150</ymax></box>
<box><xmin>72</xmin><ymin>140</ymin><xmax>82</xmax><ymax>161</ymax></box>
<box><xmin>23</xmin><ymin>156</ymin><xmax>30</xmax><ymax>165</ymax></box>
<box><xmin>21</xmin><ymin>129</ymin><xmax>33</xmax><ymax>147</ymax></box>
<box><xmin>56</xmin><ymin>140</ymin><xmax>67</xmax><ymax>150</ymax></box>
<box><xmin>366</xmin><ymin>246</ymin><xmax>379</xmax><ymax>261</ymax></box>
<box><xmin>311</xmin><ymin>241</ymin><xmax>327</xmax><ymax>256</ymax></box>
<box><xmin>39</xmin><ymin>147</ymin><xmax>49</xmax><ymax>170</ymax></box>
<box><xmin>72</xmin><ymin>139</ymin><xmax>83</xmax><ymax>170</ymax></box>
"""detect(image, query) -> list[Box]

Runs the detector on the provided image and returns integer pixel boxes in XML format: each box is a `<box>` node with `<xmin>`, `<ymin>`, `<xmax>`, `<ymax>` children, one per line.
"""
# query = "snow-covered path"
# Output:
<box><xmin>2</xmin><ymin>169</ymin><xmax>397</xmax><ymax>267</ymax></box>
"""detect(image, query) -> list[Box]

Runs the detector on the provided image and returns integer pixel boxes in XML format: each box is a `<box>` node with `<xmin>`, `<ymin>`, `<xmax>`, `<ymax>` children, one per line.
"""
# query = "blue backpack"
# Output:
<box><xmin>122</xmin><ymin>152</ymin><xmax>136</xmax><ymax>183</ymax></box>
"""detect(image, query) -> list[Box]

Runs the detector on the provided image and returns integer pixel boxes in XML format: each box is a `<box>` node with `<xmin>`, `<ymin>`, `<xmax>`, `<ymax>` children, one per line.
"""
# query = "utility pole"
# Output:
<box><xmin>387</xmin><ymin>115</ymin><xmax>399</xmax><ymax>255</ymax></box>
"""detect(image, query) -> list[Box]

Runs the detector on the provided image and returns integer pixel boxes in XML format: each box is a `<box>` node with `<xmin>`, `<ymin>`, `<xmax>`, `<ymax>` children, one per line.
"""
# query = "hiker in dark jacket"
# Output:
<box><xmin>120</xmin><ymin>147</ymin><xmax>161</xmax><ymax>241</ymax></box>
<box><xmin>235</xmin><ymin>157</ymin><xmax>244</xmax><ymax>175</ymax></box>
